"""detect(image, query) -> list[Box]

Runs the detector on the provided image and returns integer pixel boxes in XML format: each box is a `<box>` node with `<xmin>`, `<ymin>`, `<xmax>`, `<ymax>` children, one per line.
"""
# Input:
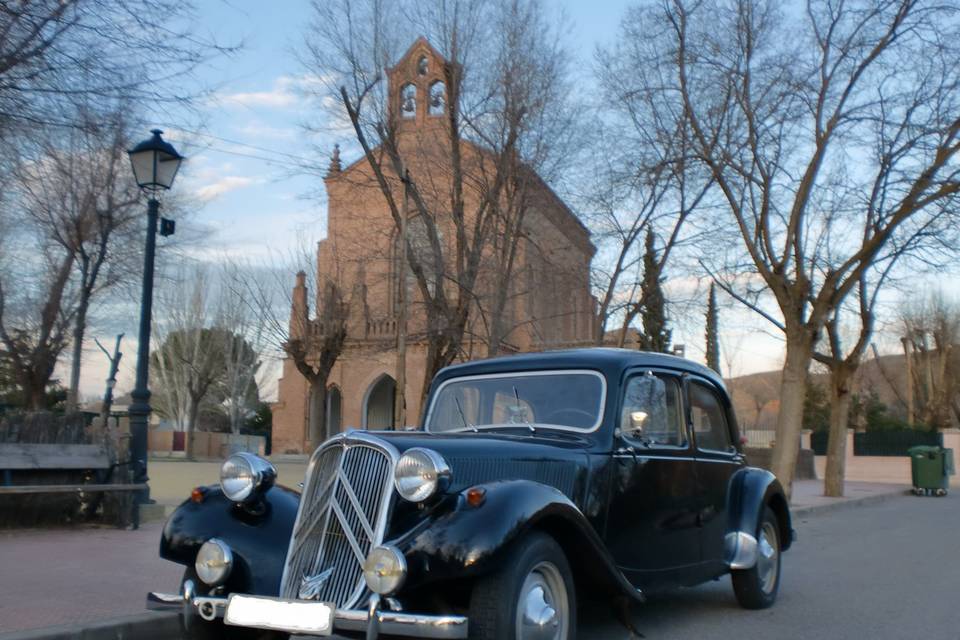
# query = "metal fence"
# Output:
<box><xmin>810</xmin><ymin>429</ymin><xmax>943</xmax><ymax>456</ymax></box>
<box><xmin>742</xmin><ymin>429</ymin><xmax>777</xmax><ymax>448</ymax></box>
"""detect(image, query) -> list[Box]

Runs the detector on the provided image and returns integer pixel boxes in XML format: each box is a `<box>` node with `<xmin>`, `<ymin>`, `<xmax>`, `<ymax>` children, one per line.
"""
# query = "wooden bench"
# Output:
<box><xmin>0</xmin><ymin>443</ymin><xmax>146</xmax><ymax>523</ymax></box>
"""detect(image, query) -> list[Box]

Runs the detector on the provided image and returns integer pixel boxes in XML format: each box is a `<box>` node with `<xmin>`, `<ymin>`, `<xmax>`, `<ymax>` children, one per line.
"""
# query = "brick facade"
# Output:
<box><xmin>271</xmin><ymin>38</ymin><xmax>597</xmax><ymax>453</ymax></box>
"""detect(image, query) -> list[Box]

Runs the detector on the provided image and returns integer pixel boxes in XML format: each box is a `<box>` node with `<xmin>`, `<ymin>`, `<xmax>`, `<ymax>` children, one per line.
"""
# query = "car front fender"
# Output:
<box><xmin>725</xmin><ymin>466</ymin><xmax>793</xmax><ymax>568</ymax></box>
<box><xmin>394</xmin><ymin>479</ymin><xmax>644</xmax><ymax>602</ymax></box>
<box><xmin>159</xmin><ymin>484</ymin><xmax>300</xmax><ymax>596</ymax></box>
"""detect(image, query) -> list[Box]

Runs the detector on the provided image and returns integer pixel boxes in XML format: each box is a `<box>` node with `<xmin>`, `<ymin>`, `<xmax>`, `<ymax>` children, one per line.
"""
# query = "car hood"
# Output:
<box><xmin>370</xmin><ymin>429</ymin><xmax>592</xmax><ymax>500</ymax></box>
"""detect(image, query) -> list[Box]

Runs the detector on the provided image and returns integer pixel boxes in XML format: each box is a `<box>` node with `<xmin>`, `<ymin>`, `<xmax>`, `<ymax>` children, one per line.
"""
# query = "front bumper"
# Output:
<box><xmin>147</xmin><ymin>580</ymin><xmax>468</xmax><ymax>639</ymax></box>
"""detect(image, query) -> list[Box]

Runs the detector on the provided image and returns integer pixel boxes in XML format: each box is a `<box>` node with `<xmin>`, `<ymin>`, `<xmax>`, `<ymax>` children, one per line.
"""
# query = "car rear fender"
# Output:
<box><xmin>159</xmin><ymin>484</ymin><xmax>300</xmax><ymax>596</ymax></box>
<box><xmin>725</xmin><ymin>467</ymin><xmax>794</xmax><ymax>568</ymax></box>
<box><xmin>396</xmin><ymin>479</ymin><xmax>644</xmax><ymax>602</ymax></box>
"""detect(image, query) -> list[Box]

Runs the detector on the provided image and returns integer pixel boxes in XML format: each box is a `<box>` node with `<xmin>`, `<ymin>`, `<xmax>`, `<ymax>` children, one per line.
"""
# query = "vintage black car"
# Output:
<box><xmin>149</xmin><ymin>348</ymin><xmax>794</xmax><ymax>640</ymax></box>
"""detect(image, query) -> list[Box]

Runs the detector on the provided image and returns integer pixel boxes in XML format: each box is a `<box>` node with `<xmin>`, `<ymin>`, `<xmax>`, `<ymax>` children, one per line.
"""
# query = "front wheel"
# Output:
<box><xmin>731</xmin><ymin>506</ymin><xmax>781</xmax><ymax>609</ymax></box>
<box><xmin>468</xmin><ymin>532</ymin><xmax>576</xmax><ymax>640</ymax></box>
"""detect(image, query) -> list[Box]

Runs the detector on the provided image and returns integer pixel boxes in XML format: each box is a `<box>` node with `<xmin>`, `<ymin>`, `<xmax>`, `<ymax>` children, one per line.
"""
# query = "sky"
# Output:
<box><xmin>69</xmin><ymin>0</ymin><xmax>951</xmax><ymax>403</ymax></box>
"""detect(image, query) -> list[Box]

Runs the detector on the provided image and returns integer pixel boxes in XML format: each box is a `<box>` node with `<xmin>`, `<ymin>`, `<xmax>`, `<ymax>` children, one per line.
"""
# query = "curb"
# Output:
<box><xmin>0</xmin><ymin>612</ymin><xmax>179</xmax><ymax>640</ymax></box>
<box><xmin>791</xmin><ymin>488</ymin><xmax>910</xmax><ymax>517</ymax></box>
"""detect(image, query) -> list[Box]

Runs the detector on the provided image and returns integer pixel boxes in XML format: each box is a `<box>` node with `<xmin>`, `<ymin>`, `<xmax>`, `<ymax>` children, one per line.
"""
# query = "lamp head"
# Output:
<box><xmin>128</xmin><ymin>129</ymin><xmax>183</xmax><ymax>191</ymax></box>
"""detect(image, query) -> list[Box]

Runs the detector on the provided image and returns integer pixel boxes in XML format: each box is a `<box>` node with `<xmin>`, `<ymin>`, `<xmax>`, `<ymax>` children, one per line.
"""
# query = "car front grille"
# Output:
<box><xmin>280</xmin><ymin>433</ymin><xmax>396</xmax><ymax>609</ymax></box>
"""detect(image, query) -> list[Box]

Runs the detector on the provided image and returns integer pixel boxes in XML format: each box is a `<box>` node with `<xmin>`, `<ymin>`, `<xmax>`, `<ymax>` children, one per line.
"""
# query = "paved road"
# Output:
<box><xmin>581</xmin><ymin>491</ymin><xmax>959</xmax><ymax>640</ymax></box>
<box><xmin>2</xmin><ymin>491</ymin><xmax>955</xmax><ymax>639</ymax></box>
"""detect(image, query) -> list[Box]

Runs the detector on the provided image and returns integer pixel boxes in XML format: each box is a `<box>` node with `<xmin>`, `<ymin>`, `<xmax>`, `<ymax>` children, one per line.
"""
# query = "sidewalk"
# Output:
<box><xmin>0</xmin><ymin>523</ymin><xmax>181</xmax><ymax>635</ymax></box>
<box><xmin>790</xmin><ymin>479</ymin><xmax>908</xmax><ymax>516</ymax></box>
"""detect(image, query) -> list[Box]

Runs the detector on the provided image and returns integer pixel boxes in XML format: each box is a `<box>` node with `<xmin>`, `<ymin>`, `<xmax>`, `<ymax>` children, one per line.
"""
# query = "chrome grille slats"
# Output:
<box><xmin>280</xmin><ymin>433</ymin><xmax>396</xmax><ymax>609</ymax></box>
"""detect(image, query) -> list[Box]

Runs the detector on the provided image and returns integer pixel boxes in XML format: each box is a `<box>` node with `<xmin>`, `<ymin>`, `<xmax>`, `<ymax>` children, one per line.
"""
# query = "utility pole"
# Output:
<box><xmin>901</xmin><ymin>336</ymin><xmax>915</xmax><ymax>425</ymax></box>
<box><xmin>394</xmin><ymin>170</ymin><xmax>410</xmax><ymax>430</ymax></box>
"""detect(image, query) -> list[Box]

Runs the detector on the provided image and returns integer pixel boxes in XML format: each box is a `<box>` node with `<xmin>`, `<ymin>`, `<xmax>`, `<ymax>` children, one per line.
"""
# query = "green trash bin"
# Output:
<box><xmin>908</xmin><ymin>445</ymin><xmax>951</xmax><ymax>496</ymax></box>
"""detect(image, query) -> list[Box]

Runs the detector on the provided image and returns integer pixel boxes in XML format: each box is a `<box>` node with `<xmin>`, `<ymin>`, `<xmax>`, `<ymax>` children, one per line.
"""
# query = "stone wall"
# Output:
<box><xmin>744</xmin><ymin>447</ymin><xmax>817</xmax><ymax>480</ymax></box>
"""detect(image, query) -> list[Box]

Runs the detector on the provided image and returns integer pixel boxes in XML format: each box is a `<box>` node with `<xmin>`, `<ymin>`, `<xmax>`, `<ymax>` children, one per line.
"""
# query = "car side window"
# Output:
<box><xmin>688</xmin><ymin>381</ymin><xmax>733</xmax><ymax>453</ymax></box>
<box><xmin>620</xmin><ymin>373</ymin><xmax>686</xmax><ymax>448</ymax></box>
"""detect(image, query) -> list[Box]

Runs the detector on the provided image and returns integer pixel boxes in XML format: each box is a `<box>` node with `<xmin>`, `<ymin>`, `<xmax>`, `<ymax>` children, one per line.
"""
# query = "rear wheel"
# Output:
<box><xmin>468</xmin><ymin>532</ymin><xmax>576</xmax><ymax>640</ymax></box>
<box><xmin>731</xmin><ymin>506</ymin><xmax>781</xmax><ymax>610</ymax></box>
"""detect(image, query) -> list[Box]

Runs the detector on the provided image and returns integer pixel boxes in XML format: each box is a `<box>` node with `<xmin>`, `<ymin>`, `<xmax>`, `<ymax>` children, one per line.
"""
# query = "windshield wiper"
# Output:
<box><xmin>513</xmin><ymin>386</ymin><xmax>535</xmax><ymax>433</ymax></box>
<box><xmin>454</xmin><ymin>397</ymin><xmax>478</xmax><ymax>432</ymax></box>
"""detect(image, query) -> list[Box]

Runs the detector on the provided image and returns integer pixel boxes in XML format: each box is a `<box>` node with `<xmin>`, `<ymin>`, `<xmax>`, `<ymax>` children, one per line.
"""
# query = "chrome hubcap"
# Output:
<box><xmin>756</xmin><ymin>522</ymin><xmax>779</xmax><ymax>594</ymax></box>
<box><xmin>516</xmin><ymin>561</ymin><xmax>568</xmax><ymax>640</ymax></box>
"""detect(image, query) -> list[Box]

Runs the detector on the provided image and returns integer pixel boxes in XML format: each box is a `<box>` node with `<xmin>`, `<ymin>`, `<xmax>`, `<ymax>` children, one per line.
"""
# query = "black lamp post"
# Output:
<box><xmin>127</xmin><ymin>129</ymin><xmax>183</xmax><ymax>526</ymax></box>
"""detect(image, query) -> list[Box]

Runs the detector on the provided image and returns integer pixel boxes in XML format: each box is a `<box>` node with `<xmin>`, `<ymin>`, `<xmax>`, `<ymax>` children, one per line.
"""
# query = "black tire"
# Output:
<box><xmin>468</xmin><ymin>531</ymin><xmax>577</xmax><ymax>640</ymax></box>
<box><xmin>731</xmin><ymin>506</ymin><xmax>781</xmax><ymax>610</ymax></box>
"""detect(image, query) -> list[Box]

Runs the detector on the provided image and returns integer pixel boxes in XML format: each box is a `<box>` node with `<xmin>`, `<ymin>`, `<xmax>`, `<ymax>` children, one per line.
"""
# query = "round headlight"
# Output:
<box><xmin>195</xmin><ymin>538</ymin><xmax>233</xmax><ymax>586</ymax></box>
<box><xmin>394</xmin><ymin>448</ymin><xmax>451</xmax><ymax>502</ymax></box>
<box><xmin>363</xmin><ymin>545</ymin><xmax>406</xmax><ymax>595</ymax></box>
<box><xmin>220</xmin><ymin>452</ymin><xmax>276</xmax><ymax>503</ymax></box>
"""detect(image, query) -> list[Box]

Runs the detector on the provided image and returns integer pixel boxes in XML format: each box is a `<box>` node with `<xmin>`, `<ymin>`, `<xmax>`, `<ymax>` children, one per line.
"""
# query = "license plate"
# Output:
<box><xmin>224</xmin><ymin>594</ymin><xmax>334</xmax><ymax>636</ymax></box>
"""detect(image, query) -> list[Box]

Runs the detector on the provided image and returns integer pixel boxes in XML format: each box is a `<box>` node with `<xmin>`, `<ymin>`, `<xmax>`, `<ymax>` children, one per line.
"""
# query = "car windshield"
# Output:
<box><xmin>425</xmin><ymin>370</ymin><xmax>605</xmax><ymax>433</ymax></box>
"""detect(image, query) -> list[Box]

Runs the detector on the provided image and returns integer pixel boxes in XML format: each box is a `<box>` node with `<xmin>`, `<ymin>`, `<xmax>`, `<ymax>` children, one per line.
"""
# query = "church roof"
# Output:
<box><xmin>387</xmin><ymin>36</ymin><xmax>450</xmax><ymax>73</ymax></box>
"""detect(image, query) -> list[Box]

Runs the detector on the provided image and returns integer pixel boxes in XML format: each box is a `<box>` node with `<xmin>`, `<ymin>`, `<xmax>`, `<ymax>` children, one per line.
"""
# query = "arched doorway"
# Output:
<box><xmin>363</xmin><ymin>374</ymin><xmax>396</xmax><ymax>430</ymax></box>
<box><xmin>326</xmin><ymin>386</ymin><xmax>342</xmax><ymax>437</ymax></box>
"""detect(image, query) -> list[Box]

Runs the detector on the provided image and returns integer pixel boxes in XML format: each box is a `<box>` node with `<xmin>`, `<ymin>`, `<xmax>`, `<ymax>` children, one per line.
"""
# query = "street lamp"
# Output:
<box><xmin>127</xmin><ymin>129</ymin><xmax>183</xmax><ymax>527</ymax></box>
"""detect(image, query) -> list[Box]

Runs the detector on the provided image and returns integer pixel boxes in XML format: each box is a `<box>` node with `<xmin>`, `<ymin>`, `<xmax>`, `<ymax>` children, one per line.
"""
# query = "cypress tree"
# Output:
<box><xmin>705</xmin><ymin>282</ymin><xmax>721</xmax><ymax>372</ymax></box>
<box><xmin>638</xmin><ymin>229</ymin><xmax>671</xmax><ymax>352</ymax></box>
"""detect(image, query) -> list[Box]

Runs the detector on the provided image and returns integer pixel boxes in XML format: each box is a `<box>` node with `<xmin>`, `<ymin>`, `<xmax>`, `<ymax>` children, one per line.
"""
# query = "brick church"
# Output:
<box><xmin>271</xmin><ymin>38</ymin><xmax>598</xmax><ymax>453</ymax></box>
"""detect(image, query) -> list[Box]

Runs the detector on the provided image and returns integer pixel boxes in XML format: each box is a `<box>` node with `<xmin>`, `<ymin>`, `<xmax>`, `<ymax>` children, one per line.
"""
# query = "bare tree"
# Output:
<box><xmin>588</xmin><ymin>27</ymin><xmax>716</xmax><ymax>346</ymax></box>
<box><xmin>0</xmin><ymin>241</ymin><xmax>75</xmax><ymax>409</ymax></box>
<box><xmin>246</xmin><ymin>246</ymin><xmax>352</xmax><ymax>450</ymax></box>
<box><xmin>0</xmin><ymin>0</ymin><xmax>232</xmax><ymax>411</ymax></box>
<box><xmin>632</xmin><ymin>0</ymin><xmax>960</xmax><ymax>494</ymax></box>
<box><xmin>14</xmin><ymin>107</ymin><xmax>141</xmax><ymax>411</ymax></box>
<box><xmin>0</xmin><ymin>0</ymin><xmax>233</xmax><ymax>138</ymax></box>
<box><xmin>901</xmin><ymin>293</ymin><xmax>960</xmax><ymax>431</ymax></box>
<box><xmin>217</xmin><ymin>261</ymin><xmax>268</xmax><ymax>435</ymax></box>
<box><xmin>302</xmin><ymin>0</ymin><xmax>581</xmax><ymax>409</ymax></box>
<box><xmin>151</xmin><ymin>267</ymin><xmax>227</xmax><ymax>458</ymax></box>
<box><xmin>814</xmin><ymin>212</ymin><xmax>955</xmax><ymax>497</ymax></box>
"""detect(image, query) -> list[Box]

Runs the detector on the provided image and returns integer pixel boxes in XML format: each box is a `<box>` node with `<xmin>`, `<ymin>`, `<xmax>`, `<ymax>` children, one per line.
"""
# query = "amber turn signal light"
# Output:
<box><xmin>191</xmin><ymin>487</ymin><xmax>207</xmax><ymax>503</ymax></box>
<box><xmin>466</xmin><ymin>487</ymin><xmax>486</xmax><ymax>508</ymax></box>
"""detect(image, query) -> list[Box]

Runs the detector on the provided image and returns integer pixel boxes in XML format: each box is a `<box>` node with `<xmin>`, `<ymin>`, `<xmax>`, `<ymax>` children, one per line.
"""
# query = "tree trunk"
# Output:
<box><xmin>823</xmin><ymin>369</ymin><xmax>853</xmax><ymax>497</ymax></box>
<box><xmin>27</xmin><ymin>382</ymin><xmax>46</xmax><ymax>410</ymax></box>
<box><xmin>770</xmin><ymin>334</ymin><xmax>814</xmax><ymax>498</ymax></box>
<box><xmin>230</xmin><ymin>401</ymin><xmax>242</xmax><ymax>435</ymax></box>
<box><xmin>186</xmin><ymin>397</ymin><xmax>201</xmax><ymax>460</ymax></box>
<box><xmin>308</xmin><ymin>376</ymin><xmax>328</xmax><ymax>450</ymax></box>
<box><xmin>67</xmin><ymin>295</ymin><xmax>91</xmax><ymax>413</ymax></box>
<box><xmin>486</xmin><ymin>310</ymin><xmax>506</xmax><ymax>358</ymax></box>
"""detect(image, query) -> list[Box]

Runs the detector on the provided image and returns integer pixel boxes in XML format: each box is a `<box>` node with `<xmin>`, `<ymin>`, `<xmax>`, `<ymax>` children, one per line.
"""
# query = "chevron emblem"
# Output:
<box><xmin>298</xmin><ymin>567</ymin><xmax>334</xmax><ymax>600</ymax></box>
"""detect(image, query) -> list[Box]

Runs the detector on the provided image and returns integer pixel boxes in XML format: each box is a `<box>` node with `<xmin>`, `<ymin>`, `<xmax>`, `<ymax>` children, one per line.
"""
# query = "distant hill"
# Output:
<box><xmin>727</xmin><ymin>352</ymin><xmax>912</xmax><ymax>431</ymax></box>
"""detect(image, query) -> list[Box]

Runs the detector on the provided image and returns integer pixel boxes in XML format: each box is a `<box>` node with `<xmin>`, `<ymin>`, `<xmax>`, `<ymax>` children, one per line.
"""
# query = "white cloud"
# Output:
<box><xmin>194</xmin><ymin>175</ymin><xmax>258</xmax><ymax>202</ymax></box>
<box><xmin>214</xmin><ymin>76</ymin><xmax>299</xmax><ymax>109</ymax></box>
<box><xmin>237</xmin><ymin>121</ymin><xmax>297</xmax><ymax>140</ymax></box>
<box><xmin>212</xmin><ymin>74</ymin><xmax>332</xmax><ymax>110</ymax></box>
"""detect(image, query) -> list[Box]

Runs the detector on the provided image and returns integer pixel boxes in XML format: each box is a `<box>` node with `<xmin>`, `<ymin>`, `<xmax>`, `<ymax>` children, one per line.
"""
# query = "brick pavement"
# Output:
<box><xmin>0</xmin><ymin>523</ymin><xmax>181</xmax><ymax>635</ymax></box>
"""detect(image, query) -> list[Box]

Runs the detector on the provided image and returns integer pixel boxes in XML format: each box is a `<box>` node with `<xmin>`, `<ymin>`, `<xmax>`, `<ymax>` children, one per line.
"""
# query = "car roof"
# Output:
<box><xmin>433</xmin><ymin>347</ymin><xmax>727</xmax><ymax>393</ymax></box>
